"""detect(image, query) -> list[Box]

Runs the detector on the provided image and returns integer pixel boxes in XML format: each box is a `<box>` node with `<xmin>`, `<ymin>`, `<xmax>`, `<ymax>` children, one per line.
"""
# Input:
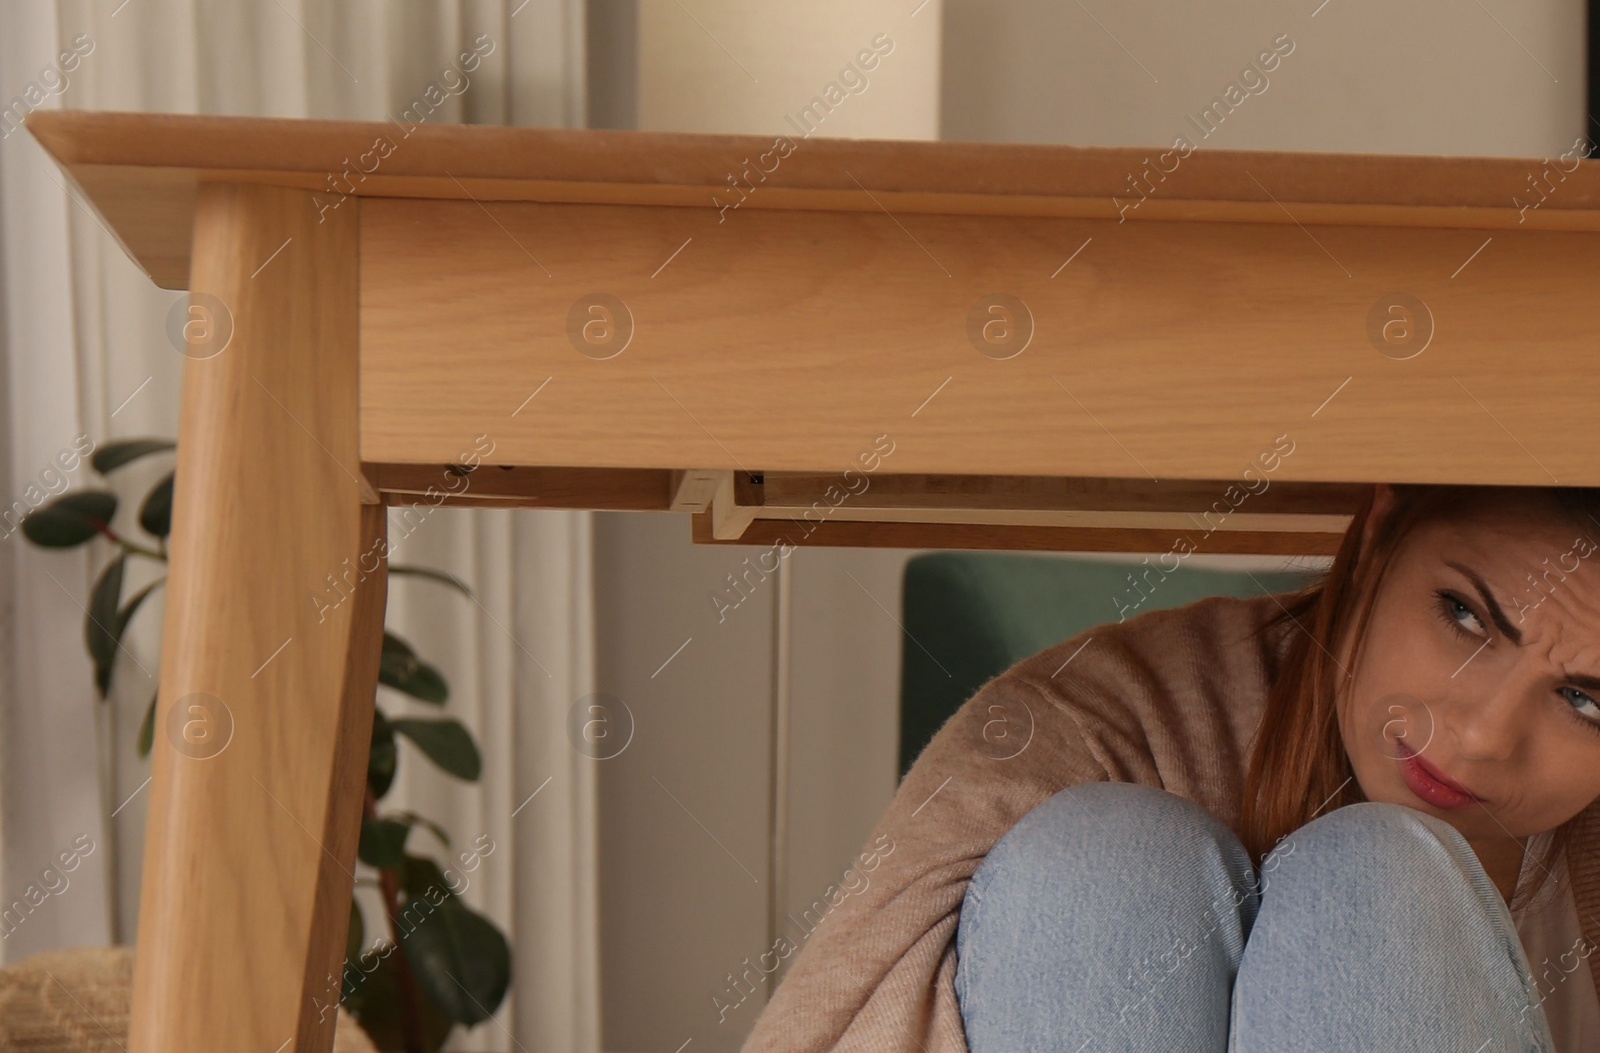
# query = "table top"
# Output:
<box><xmin>29</xmin><ymin>109</ymin><xmax>1600</xmax><ymax>290</ymax></box>
<box><xmin>26</xmin><ymin>110</ymin><xmax>1600</xmax><ymax>552</ymax></box>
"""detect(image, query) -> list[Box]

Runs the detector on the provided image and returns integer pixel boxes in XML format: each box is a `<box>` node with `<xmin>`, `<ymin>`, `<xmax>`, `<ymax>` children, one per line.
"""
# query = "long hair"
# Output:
<box><xmin>1239</xmin><ymin>483</ymin><xmax>1600</xmax><ymax>912</ymax></box>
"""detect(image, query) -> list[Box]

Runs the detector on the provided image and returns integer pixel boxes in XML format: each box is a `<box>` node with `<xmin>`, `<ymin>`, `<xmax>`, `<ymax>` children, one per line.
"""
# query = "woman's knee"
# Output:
<box><xmin>957</xmin><ymin>782</ymin><xmax>1258</xmax><ymax>1034</ymax></box>
<box><xmin>1263</xmin><ymin>801</ymin><xmax>1474</xmax><ymax>890</ymax></box>
<box><xmin>1254</xmin><ymin>800</ymin><xmax>1499</xmax><ymax>933</ymax></box>
<box><xmin>983</xmin><ymin>781</ymin><xmax>1239</xmax><ymax>863</ymax></box>
<box><xmin>966</xmin><ymin>781</ymin><xmax>1254</xmax><ymax>922</ymax></box>
<box><xmin>1235</xmin><ymin>802</ymin><xmax>1545</xmax><ymax>1047</ymax></box>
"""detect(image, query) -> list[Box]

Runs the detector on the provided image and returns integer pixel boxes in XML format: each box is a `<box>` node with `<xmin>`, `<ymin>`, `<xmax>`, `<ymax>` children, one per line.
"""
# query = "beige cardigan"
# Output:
<box><xmin>740</xmin><ymin>590</ymin><xmax>1600</xmax><ymax>1052</ymax></box>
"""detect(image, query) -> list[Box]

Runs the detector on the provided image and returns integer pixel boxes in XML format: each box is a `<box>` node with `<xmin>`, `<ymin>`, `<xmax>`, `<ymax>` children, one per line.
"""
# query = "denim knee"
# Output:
<box><xmin>1233</xmin><ymin>802</ymin><xmax>1554</xmax><ymax>1051</ymax></box>
<box><xmin>956</xmin><ymin>781</ymin><xmax>1260</xmax><ymax>1046</ymax></box>
<box><xmin>973</xmin><ymin>781</ymin><xmax>1247</xmax><ymax>879</ymax></box>
<box><xmin>1257</xmin><ymin>800</ymin><xmax>1478</xmax><ymax>895</ymax></box>
<box><xmin>1246</xmin><ymin>799</ymin><xmax>1523</xmax><ymax>976</ymax></box>
<box><xmin>959</xmin><ymin>781</ymin><xmax>1259</xmax><ymax>963</ymax></box>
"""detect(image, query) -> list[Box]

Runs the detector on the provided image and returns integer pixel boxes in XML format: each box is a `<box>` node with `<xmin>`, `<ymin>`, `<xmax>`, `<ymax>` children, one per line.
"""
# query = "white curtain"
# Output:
<box><xmin>0</xmin><ymin>3</ymin><xmax>600</xmax><ymax>1051</ymax></box>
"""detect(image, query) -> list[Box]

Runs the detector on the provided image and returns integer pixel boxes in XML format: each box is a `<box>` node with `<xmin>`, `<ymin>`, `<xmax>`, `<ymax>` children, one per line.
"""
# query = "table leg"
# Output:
<box><xmin>128</xmin><ymin>183</ymin><xmax>384</xmax><ymax>1053</ymax></box>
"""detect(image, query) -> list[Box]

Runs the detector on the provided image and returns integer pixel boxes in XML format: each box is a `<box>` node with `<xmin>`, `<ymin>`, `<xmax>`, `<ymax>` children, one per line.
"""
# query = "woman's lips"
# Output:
<box><xmin>1394</xmin><ymin>739</ymin><xmax>1485</xmax><ymax>810</ymax></box>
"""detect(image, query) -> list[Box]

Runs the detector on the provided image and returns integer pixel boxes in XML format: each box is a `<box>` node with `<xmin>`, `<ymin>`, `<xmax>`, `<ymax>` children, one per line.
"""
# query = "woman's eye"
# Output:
<box><xmin>1435</xmin><ymin>590</ymin><xmax>1486</xmax><ymax>639</ymax></box>
<box><xmin>1563</xmin><ymin>687</ymin><xmax>1600</xmax><ymax>721</ymax></box>
<box><xmin>1450</xmin><ymin>597</ymin><xmax>1482</xmax><ymax>630</ymax></box>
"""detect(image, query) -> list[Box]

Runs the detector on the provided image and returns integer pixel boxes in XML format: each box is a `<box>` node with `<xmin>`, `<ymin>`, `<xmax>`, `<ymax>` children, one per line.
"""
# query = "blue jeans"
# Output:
<box><xmin>954</xmin><ymin>781</ymin><xmax>1557</xmax><ymax>1052</ymax></box>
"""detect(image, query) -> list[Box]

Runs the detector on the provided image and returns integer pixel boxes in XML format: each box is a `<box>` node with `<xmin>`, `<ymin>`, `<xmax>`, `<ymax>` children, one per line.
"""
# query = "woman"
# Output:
<box><xmin>741</xmin><ymin>483</ymin><xmax>1600</xmax><ymax>1053</ymax></box>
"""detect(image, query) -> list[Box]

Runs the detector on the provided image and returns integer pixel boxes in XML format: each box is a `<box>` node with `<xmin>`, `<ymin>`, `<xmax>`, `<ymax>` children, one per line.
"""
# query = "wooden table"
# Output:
<box><xmin>28</xmin><ymin>110</ymin><xmax>1600</xmax><ymax>1051</ymax></box>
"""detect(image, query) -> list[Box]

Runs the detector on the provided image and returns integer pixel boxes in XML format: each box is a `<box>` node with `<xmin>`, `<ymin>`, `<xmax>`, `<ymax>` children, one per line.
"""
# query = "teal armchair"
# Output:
<box><xmin>898</xmin><ymin>552</ymin><xmax>1319</xmax><ymax>779</ymax></box>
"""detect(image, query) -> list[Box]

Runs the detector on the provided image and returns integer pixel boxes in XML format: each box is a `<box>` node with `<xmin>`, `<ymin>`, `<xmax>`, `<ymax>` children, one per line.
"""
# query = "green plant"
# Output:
<box><xmin>21</xmin><ymin>437</ymin><xmax>512</xmax><ymax>1053</ymax></box>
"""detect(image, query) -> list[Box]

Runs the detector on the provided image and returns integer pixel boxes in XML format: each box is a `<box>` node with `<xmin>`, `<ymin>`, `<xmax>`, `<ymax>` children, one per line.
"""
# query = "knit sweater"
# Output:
<box><xmin>739</xmin><ymin>590</ymin><xmax>1600</xmax><ymax>1052</ymax></box>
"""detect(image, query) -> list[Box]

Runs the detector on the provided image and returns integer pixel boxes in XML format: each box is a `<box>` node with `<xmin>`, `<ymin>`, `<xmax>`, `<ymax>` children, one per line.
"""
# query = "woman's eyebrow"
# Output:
<box><xmin>1443</xmin><ymin>558</ymin><xmax>1600</xmax><ymax>689</ymax></box>
<box><xmin>1570</xmin><ymin>672</ymin><xmax>1600</xmax><ymax>694</ymax></box>
<box><xmin>1444</xmin><ymin>559</ymin><xmax>1523</xmax><ymax>644</ymax></box>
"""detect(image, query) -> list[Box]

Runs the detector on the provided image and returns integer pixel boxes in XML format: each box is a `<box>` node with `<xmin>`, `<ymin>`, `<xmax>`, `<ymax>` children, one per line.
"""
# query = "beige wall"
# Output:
<box><xmin>941</xmin><ymin>0</ymin><xmax>1585</xmax><ymax>155</ymax></box>
<box><xmin>593</xmin><ymin>511</ymin><xmax>777</xmax><ymax>1053</ymax></box>
<box><xmin>596</xmin><ymin>6</ymin><xmax>943</xmax><ymax>1050</ymax></box>
<box><xmin>636</xmin><ymin>0</ymin><xmax>941</xmax><ymax>138</ymax></box>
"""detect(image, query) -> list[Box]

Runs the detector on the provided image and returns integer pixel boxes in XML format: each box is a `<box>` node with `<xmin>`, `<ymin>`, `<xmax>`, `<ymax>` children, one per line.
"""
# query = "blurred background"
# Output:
<box><xmin>0</xmin><ymin>1</ymin><xmax>1587</xmax><ymax>1050</ymax></box>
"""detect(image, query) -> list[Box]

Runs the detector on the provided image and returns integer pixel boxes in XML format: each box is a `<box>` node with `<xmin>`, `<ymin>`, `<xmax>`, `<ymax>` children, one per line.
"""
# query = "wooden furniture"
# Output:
<box><xmin>27</xmin><ymin>109</ymin><xmax>1600</xmax><ymax>1051</ymax></box>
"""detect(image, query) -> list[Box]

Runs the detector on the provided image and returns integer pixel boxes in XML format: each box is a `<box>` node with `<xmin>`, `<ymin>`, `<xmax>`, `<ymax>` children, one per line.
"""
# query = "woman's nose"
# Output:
<box><xmin>1439</xmin><ymin>674</ymin><xmax>1533</xmax><ymax>764</ymax></box>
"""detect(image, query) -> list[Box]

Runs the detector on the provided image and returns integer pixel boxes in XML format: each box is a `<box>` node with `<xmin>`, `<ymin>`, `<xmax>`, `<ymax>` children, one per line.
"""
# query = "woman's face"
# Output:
<box><xmin>1338</xmin><ymin>487</ymin><xmax>1600</xmax><ymax>847</ymax></box>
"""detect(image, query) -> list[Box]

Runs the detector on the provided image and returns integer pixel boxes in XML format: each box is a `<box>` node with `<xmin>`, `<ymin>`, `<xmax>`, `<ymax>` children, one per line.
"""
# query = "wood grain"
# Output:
<box><xmin>744</xmin><ymin>473</ymin><xmax>1370</xmax><ymax>514</ymax></box>
<box><xmin>690</xmin><ymin>509</ymin><xmax>1344</xmax><ymax>556</ymax></box>
<box><xmin>129</xmin><ymin>183</ymin><xmax>381</xmax><ymax>1053</ymax></box>
<box><xmin>27</xmin><ymin>110</ymin><xmax>1600</xmax><ymax>288</ymax></box>
<box><xmin>367</xmin><ymin>462</ymin><xmax>674</xmax><ymax>508</ymax></box>
<box><xmin>364</xmin><ymin>467</ymin><xmax>1360</xmax><ymax>552</ymax></box>
<box><xmin>359</xmin><ymin>195</ymin><xmax>1600</xmax><ymax>487</ymax></box>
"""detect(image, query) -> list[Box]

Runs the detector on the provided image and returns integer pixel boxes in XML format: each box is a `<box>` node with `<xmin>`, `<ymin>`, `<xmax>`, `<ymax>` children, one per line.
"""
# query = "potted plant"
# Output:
<box><xmin>21</xmin><ymin>438</ymin><xmax>512</xmax><ymax>1053</ymax></box>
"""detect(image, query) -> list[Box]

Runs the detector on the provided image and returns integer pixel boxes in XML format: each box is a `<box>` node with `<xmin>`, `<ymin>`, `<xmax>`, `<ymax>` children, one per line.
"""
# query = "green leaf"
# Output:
<box><xmin>344</xmin><ymin>945</ymin><xmax>456</xmax><ymax>1051</ymax></box>
<box><xmin>389</xmin><ymin>565</ymin><xmax>474</xmax><ymax>600</ymax></box>
<box><xmin>400</xmin><ymin>854</ymin><xmax>457</xmax><ymax>901</ymax></box>
<box><xmin>136</xmin><ymin>694</ymin><xmax>156</xmax><ymax>757</ymax></box>
<box><xmin>21</xmin><ymin>491</ymin><xmax>117</xmax><ymax>548</ymax></box>
<box><xmin>379</xmin><ymin>632</ymin><xmax>448</xmax><ymax>705</ymax></box>
<box><xmin>368</xmin><ymin>710</ymin><xmax>397</xmax><ymax>800</ymax></box>
<box><xmin>402</xmin><ymin>897</ymin><xmax>512</xmax><ymax>1025</ymax></box>
<box><xmin>391</xmin><ymin>719</ymin><xmax>481</xmax><ymax>782</ymax></box>
<box><xmin>114</xmin><ymin>578</ymin><xmax>164</xmax><ymax>639</ymax></box>
<box><xmin>139</xmin><ymin>471</ymin><xmax>174</xmax><ymax>539</ymax></box>
<box><xmin>90</xmin><ymin>438</ymin><xmax>175</xmax><ymax>474</ymax></box>
<box><xmin>86</xmin><ymin>555</ymin><xmax>126</xmax><ymax>696</ymax></box>
<box><xmin>359</xmin><ymin>817</ymin><xmax>410</xmax><ymax>870</ymax></box>
<box><xmin>96</xmin><ymin>577</ymin><xmax>165</xmax><ymax>702</ymax></box>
